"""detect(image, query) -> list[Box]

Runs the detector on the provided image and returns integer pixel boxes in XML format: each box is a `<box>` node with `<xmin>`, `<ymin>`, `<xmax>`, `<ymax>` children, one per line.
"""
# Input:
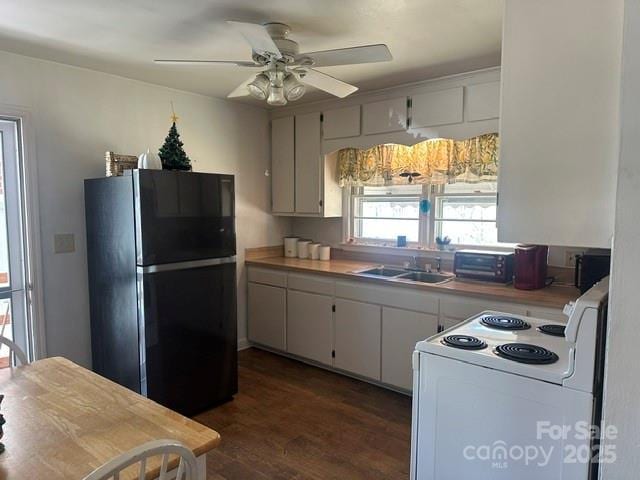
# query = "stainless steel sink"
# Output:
<box><xmin>351</xmin><ymin>266</ymin><xmax>454</xmax><ymax>285</ymax></box>
<box><xmin>396</xmin><ymin>271</ymin><xmax>454</xmax><ymax>284</ymax></box>
<box><xmin>356</xmin><ymin>267</ymin><xmax>408</xmax><ymax>277</ymax></box>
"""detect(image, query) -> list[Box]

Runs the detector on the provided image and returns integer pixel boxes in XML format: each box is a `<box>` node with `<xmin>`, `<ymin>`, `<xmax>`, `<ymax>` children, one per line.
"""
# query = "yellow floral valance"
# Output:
<box><xmin>337</xmin><ymin>133</ymin><xmax>499</xmax><ymax>186</ymax></box>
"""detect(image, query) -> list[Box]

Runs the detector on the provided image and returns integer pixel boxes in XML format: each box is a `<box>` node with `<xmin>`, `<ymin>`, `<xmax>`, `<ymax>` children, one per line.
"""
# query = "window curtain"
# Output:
<box><xmin>337</xmin><ymin>133</ymin><xmax>499</xmax><ymax>186</ymax></box>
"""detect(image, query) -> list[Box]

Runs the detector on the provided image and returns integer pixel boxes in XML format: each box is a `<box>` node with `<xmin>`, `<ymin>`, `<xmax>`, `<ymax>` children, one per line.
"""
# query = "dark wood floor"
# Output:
<box><xmin>194</xmin><ymin>348</ymin><xmax>412</xmax><ymax>480</ymax></box>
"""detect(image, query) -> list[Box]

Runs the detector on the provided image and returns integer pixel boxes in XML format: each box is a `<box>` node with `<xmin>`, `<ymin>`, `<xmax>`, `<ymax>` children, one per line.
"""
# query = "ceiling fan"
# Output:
<box><xmin>155</xmin><ymin>21</ymin><xmax>392</xmax><ymax>106</ymax></box>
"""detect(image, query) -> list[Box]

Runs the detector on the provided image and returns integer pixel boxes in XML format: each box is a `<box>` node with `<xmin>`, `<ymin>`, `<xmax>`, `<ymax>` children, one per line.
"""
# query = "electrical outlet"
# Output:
<box><xmin>54</xmin><ymin>233</ymin><xmax>75</xmax><ymax>254</ymax></box>
<box><xmin>564</xmin><ymin>249</ymin><xmax>584</xmax><ymax>267</ymax></box>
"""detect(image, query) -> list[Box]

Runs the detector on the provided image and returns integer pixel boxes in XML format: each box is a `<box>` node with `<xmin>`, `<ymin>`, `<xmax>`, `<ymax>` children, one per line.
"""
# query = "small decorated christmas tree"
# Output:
<box><xmin>158</xmin><ymin>105</ymin><xmax>192</xmax><ymax>171</ymax></box>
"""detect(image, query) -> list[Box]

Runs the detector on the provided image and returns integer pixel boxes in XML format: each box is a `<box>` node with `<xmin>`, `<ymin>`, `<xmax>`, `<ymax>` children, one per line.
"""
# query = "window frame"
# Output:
<box><xmin>347</xmin><ymin>183</ymin><xmax>504</xmax><ymax>250</ymax></box>
<box><xmin>350</xmin><ymin>185</ymin><xmax>425</xmax><ymax>247</ymax></box>
<box><xmin>428</xmin><ymin>185</ymin><xmax>499</xmax><ymax>248</ymax></box>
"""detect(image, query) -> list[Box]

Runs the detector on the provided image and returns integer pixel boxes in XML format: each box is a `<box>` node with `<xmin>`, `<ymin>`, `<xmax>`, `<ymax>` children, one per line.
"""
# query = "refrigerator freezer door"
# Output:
<box><xmin>134</xmin><ymin>170</ymin><xmax>235</xmax><ymax>266</ymax></box>
<box><xmin>138</xmin><ymin>261</ymin><xmax>238</xmax><ymax>415</ymax></box>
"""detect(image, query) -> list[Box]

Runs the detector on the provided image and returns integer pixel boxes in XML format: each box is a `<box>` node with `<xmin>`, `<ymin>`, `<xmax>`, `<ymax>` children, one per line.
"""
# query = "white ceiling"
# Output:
<box><xmin>0</xmin><ymin>0</ymin><xmax>503</xmax><ymax>107</ymax></box>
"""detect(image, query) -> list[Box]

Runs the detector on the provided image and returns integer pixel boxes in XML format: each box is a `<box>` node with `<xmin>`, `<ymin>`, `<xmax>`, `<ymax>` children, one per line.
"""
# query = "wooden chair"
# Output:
<box><xmin>82</xmin><ymin>439</ymin><xmax>198</xmax><ymax>480</ymax></box>
<box><xmin>0</xmin><ymin>335</ymin><xmax>28</xmax><ymax>368</ymax></box>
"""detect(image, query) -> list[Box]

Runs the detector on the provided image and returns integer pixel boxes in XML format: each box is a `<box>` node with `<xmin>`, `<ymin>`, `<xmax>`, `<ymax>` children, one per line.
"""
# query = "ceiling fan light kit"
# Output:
<box><xmin>247</xmin><ymin>73</ymin><xmax>270</xmax><ymax>100</ymax></box>
<box><xmin>155</xmin><ymin>21</ymin><xmax>392</xmax><ymax>106</ymax></box>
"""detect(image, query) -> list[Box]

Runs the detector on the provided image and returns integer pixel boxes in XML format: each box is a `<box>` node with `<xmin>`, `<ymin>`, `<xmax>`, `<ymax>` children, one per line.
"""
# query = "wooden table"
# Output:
<box><xmin>0</xmin><ymin>357</ymin><xmax>220</xmax><ymax>479</ymax></box>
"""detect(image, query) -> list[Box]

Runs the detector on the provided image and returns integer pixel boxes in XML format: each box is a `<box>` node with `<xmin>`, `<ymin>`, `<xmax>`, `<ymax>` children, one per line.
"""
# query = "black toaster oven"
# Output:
<box><xmin>453</xmin><ymin>250</ymin><xmax>515</xmax><ymax>283</ymax></box>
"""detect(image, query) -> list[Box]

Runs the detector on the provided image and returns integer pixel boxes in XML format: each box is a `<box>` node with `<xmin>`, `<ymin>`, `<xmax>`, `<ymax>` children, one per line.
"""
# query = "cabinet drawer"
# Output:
<box><xmin>287</xmin><ymin>273</ymin><xmax>335</xmax><ymax>296</ymax></box>
<box><xmin>335</xmin><ymin>280</ymin><xmax>438</xmax><ymax>315</ymax></box>
<box><xmin>247</xmin><ymin>267</ymin><xmax>287</xmax><ymax>288</ymax></box>
<box><xmin>440</xmin><ymin>296</ymin><xmax>527</xmax><ymax>320</ymax></box>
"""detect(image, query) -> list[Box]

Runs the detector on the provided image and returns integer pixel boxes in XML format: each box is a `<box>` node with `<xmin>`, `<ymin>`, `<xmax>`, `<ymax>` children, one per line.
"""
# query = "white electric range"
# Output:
<box><xmin>410</xmin><ymin>277</ymin><xmax>609</xmax><ymax>480</ymax></box>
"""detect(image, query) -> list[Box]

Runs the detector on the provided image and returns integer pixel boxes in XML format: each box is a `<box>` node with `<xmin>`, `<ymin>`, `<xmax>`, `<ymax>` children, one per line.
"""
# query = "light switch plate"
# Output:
<box><xmin>54</xmin><ymin>233</ymin><xmax>75</xmax><ymax>254</ymax></box>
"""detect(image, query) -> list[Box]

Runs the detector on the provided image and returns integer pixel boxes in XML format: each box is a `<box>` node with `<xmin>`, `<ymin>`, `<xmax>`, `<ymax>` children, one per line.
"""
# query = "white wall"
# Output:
<box><xmin>600</xmin><ymin>0</ymin><xmax>640</xmax><ymax>477</ymax></box>
<box><xmin>0</xmin><ymin>50</ymin><xmax>290</xmax><ymax>367</ymax></box>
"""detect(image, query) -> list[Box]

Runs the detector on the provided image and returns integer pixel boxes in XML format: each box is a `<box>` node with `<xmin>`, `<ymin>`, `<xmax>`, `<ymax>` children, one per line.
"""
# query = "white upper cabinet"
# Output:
<box><xmin>323</xmin><ymin>105</ymin><xmax>361</xmax><ymax>139</ymax></box>
<box><xmin>498</xmin><ymin>0</ymin><xmax>623</xmax><ymax>247</ymax></box>
<box><xmin>271</xmin><ymin>116</ymin><xmax>295</xmax><ymax>213</ymax></box>
<box><xmin>270</xmin><ymin>112</ymin><xmax>342</xmax><ymax>217</ymax></box>
<box><xmin>362</xmin><ymin>97</ymin><xmax>407</xmax><ymax>135</ymax></box>
<box><xmin>465</xmin><ymin>82</ymin><xmax>500</xmax><ymax>122</ymax></box>
<box><xmin>295</xmin><ymin>112</ymin><xmax>322</xmax><ymax>214</ymax></box>
<box><xmin>409</xmin><ymin>87</ymin><xmax>463</xmax><ymax>128</ymax></box>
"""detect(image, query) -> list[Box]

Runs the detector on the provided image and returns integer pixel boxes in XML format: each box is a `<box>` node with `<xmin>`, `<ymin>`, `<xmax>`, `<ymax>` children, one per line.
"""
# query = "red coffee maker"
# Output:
<box><xmin>514</xmin><ymin>245</ymin><xmax>549</xmax><ymax>290</ymax></box>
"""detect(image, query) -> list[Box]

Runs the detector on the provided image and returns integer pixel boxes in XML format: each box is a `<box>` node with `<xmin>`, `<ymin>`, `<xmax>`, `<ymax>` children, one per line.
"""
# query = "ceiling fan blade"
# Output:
<box><xmin>227</xmin><ymin>75</ymin><xmax>258</xmax><ymax>98</ymax></box>
<box><xmin>298</xmin><ymin>44</ymin><xmax>392</xmax><ymax>67</ymax></box>
<box><xmin>299</xmin><ymin>69</ymin><xmax>358</xmax><ymax>98</ymax></box>
<box><xmin>154</xmin><ymin>59</ymin><xmax>259</xmax><ymax>67</ymax></box>
<box><xmin>226</xmin><ymin>21</ymin><xmax>282</xmax><ymax>59</ymax></box>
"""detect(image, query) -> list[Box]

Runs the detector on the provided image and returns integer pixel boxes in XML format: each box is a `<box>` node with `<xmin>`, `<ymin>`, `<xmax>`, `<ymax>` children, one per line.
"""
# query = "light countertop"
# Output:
<box><xmin>246</xmin><ymin>256</ymin><xmax>580</xmax><ymax>309</ymax></box>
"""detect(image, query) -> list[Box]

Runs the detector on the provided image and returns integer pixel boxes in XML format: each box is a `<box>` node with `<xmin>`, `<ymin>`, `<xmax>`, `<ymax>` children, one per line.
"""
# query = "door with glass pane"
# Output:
<box><xmin>0</xmin><ymin>119</ymin><xmax>30</xmax><ymax>368</ymax></box>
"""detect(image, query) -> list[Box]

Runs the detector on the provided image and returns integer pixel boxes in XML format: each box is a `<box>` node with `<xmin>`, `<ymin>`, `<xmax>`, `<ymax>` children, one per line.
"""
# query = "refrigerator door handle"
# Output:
<box><xmin>136</xmin><ymin>256</ymin><xmax>236</xmax><ymax>274</ymax></box>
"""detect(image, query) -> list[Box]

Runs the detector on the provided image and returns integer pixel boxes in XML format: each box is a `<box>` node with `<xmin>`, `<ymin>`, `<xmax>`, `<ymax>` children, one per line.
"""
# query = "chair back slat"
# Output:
<box><xmin>176</xmin><ymin>460</ymin><xmax>185</xmax><ymax>480</ymax></box>
<box><xmin>159</xmin><ymin>453</ymin><xmax>169</xmax><ymax>480</ymax></box>
<box><xmin>138</xmin><ymin>457</ymin><xmax>146</xmax><ymax>480</ymax></box>
<box><xmin>0</xmin><ymin>335</ymin><xmax>28</xmax><ymax>368</ymax></box>
<box><xmin>82</xmin><ymin>439</ymin><xmax>197</xmax><ymax>480</ymax></box>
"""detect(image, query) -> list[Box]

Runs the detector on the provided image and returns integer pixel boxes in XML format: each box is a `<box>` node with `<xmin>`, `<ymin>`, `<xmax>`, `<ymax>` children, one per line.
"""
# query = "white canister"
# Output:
<box><xmin>319</xmin><ymin>245</ymin><xmax>331</xmax><ymax>261</ymax></box>
<box><xmin>297</xmin><ymin>240</ymin><xmax>311</xmax><ymax>259</ymax></box>
<box><xmin>284</xmin><ymin>237</ymin><xmax>299</xmax><ymax>258</ymax></box>
<box><xmin>309</xmin><ymin>243</ymin><xmax>321</xmax><ymax>260</ymax></box>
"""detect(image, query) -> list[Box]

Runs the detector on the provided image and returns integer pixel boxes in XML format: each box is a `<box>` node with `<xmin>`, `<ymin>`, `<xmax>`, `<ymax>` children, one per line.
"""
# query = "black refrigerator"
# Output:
<box><xmin>84</xmin><ymin>169</ymin><xmax>237</xmax><ymax>416</ymax></box>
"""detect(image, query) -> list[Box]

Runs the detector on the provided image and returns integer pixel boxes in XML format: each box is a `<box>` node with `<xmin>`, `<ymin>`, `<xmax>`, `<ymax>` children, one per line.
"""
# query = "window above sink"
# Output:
<box><xmin>347</xmin><ymin>181</ymin><xmax>513</xmax><ymax>250</ymax></box>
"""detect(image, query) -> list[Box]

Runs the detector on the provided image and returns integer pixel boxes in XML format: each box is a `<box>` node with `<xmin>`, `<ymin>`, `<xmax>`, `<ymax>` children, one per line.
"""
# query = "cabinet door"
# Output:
<box><xmin>465</xmin><ymin>81</ymin><xmax>500</xmax><ymax>122</ymax></box>
<box><xmin>323</xmin><ymin>105</ymin><xmax>361</xmax><ymax>139</ymax></box>
<box><xmin>295</xmin><ymin>112</ymin><xmax>322</xmax><ymax>214</ymax></box>
<box><xmin>382</xmin><ymin>307</ymin><xmax>438</xmax><ymax>390</ymax></box>
<box><xmin>362</xmin><ymin>97</ymin><xmax>407</xmax><ymax>135</ymax></box>
<box><xmin>334</xmin><ymin>298</ymin><xmax>381</xmax><ymax>380</ymax></box>
<box><xmin>247</xmin><ymin>282</ymin><xmax>286</xmax><ymax>350</ymax></box>
<box><xmin>287</xmin><ymin>290</ymin><xmax>333</xmax><ymax>365</ymax></box>
<box><xmin>498</xmin><ymin>0</ymin><xmax>621</xmax><ymax>247</ymax></box>
<box><xmin>271</xmin><ymin>116</ymin><xmax>295</xmax><ymax>213</ymax></box>
<box><xmin>410</xmin><ymin>87</ymin><xmax>463</xmax><ymax>128</ymax></box>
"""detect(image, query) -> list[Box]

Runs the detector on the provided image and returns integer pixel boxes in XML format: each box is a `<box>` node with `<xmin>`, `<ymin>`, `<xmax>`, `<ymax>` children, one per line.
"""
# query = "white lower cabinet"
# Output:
<box><xmin>247</xmin><ymin>266</ymin><xmax>570</xmax><ymax>394</ymax></box>
<box><xmin>247</xmin><ymin>282</ymin><xmax>286</xmax><ymax>350</ymax></box>
<box><xmin>334</xmin><ymin>298</ymin><xmax>381</xmax><ymax>380</ymax></box>
<box><xmin>287</xmin><ymin>290</ymin><xmax>333</xmax><ymax>365</ymax></box>
<box><xmin>382</xmin><ymin>307</ymin><xmax>438</xmax><ymax>390</ymax></box>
